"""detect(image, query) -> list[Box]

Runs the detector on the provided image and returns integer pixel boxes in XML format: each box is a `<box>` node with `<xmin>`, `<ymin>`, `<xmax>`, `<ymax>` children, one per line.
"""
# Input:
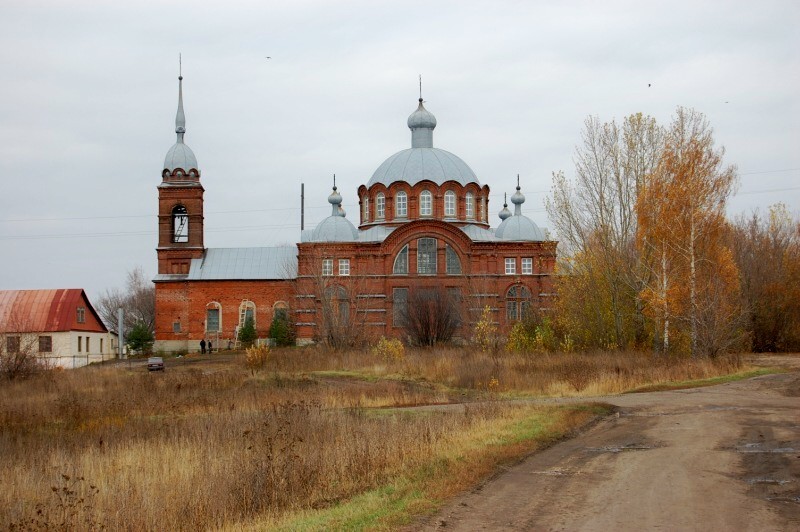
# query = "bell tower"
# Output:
<box><xmin>157</xmin><ymin>71</ymin><xmax>205</xmax><ymax>275</ymax></box>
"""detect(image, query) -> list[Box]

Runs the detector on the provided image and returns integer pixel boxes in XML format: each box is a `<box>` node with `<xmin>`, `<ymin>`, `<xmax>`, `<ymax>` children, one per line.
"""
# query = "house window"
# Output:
<box><xmin>78</xmin><ymin>336</ymin><xmax>82</xmax><ymax>353</ymax></box>
<box><xmin>444</xmin><ymin>190</ymin><xmax>456</xmax><ymax>217</ymax></box>
<box><xmin>322</xmin><ymin>258</ymin><xmax>333</xmax><ymax>277</ymax></box>
<box><xmin>395</xmin><ymin>191</ymin><xmax>408</xmax><ymax>218</ymax></box>
<box><xmin>522</xmin><ymin>258</ymin><xmax>533</xmax><ymax>275</ymax></box>
<box><xmin>173</xmin><ymin>321</ymin><xmax>181</xmax><ymax>333</ymax></box>
<box><xmin>376</xmin><ymin>193</ymin><xmax>385</xmax><ymax>219</ymax></box>
<box><xmin>506</xmin><ymin>285</ymin><xmax>532</xmax><ymax>322</ymax></box>
<box><xmin>206</xmin><ymin>307</ymin><xmax>221</xmax><ymax>333</ymax></box>
<box><xmin>417</xmin><ymin>237</ymin><xmax>437</xmax><ymax>274</ymax></box>
<box><xmin>393</xmin><ymin>287</ymin><xmax>408</xmax><ymax>327</ymax></box>
<box><xmin>393</xmin><ymin>244</ymin><xmax>409</xmax><ymax>274</ymax></box>
<box><xmin>420</xmin><ymin>190</ymin><xmax>432</xmax><ymax>216</ymax></box>
<box><xmin>86</xmin><ymin>337</ymin><xmax>91</xmax><ymax>353</ymax></box>
<box><xmin>445</xmin><ymin>244</ymin><xmax>461</xmax><ymax>274</ymax></box>
<box><xmin>6</xmin><ymin>336</ymin><xmax>20</xmax><ymax>353</ymax></box>
<box><xmin>339</xmin><ymin>259</ymin><xmax>350</xmax><ymax>276</ymax></box>
<box><xmin>465</xmin><ymin>192</ymin><xmax>474</xmax><ymax>219</ymax></box>
<box><xmin>505</xmin><ymin>258</ymin><xmax>516</xmax><ymax>275</ymax></box>
<box><xmin>77</xmin><ymin>307</ymin><xmax>86</xmax><ymax>323</ymax></box>
<box><xmin>38</xmin><ymin>336</ymin><xmax>52</xmax><ymax>353</ymax></box>
<box><xmin>172</xmin><ymin>204</ymin><xmax>189</xmax><ymax>243</ymax></box>
<box><xmin>100</xmin><ymin>338</ymin><xmax>103</xmax><ymax>353</ymax></box>
<box><xmin>362</xmin><ymin>196</ymin><xmax>369</xmax><ymax>222</ymax></box>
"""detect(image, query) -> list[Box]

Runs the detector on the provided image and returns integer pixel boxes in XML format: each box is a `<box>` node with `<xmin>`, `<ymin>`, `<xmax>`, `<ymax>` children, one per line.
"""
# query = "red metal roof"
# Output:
<box><xmin>0</xmin><ymin>289</ymin><xmax>107</xmax><ymax>333</ymax></box>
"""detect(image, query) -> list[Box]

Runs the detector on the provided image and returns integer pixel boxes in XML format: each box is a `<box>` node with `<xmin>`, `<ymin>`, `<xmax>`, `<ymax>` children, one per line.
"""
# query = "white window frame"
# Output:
<box><xmin>395</xmin><ymin>191</ymin><xmax>408</xmax><ymax>218</ymax></box>
<box><xmin>339</xmin><ymin>258</ymin><xmax>350</xmax><ymax>276</ymax></box>
<box><xmin>322</xmin><ymin>258</ymin><xmax>333</xmax><ymax>277</ymax></box>
<box><xmin>505</xmin><ymin>257</ymin><xmax>516</xmax><ymax>275</ymax></box>
<box><xmin>376</xmin><ymin>192</ymin><xmax>385</xmax><ymax>219</ymax></box>
<box><xmin>420</xmin><ymin>190</ymin><xmax>432</xmax><ymax>216</ymax></box>
<box><xmin>444</xmin><ymin>190</ymin><xmax>456</xmax><ymax>217</ymax></box>
<box><xmin>362</xmin><ymin>196</ymin><xmax>369</xmax><ymax>222</ymax></box>
<box><xmin>522</xmin><ymin>257</ymin><xmax>533</xmax><ymax>275</ymax></box>
<box><xmin>465</xmin><ymin>192</ymin><xmax>474</xmax><ymax>219</ymax></box>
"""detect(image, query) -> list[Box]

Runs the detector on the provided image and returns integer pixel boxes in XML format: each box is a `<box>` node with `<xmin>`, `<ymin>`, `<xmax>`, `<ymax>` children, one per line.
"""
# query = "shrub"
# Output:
<box><xmin>245</xmin><ymin>344</ymin><xmax>270</xmax><ymax>375</ymax></box>
<box><xmin>372</xmin><ymin>336</ymin><xmax>405</xmax><ymax>361</ymax></box>
<box><xmin>269</xmin><ymin>312</ymin><xmax>295</xmax><ymax>347</ymax></box>
<box><xmin>239</xmin><ymin>317</ymin><xmax>258</xmax><ymax>348</ymax></box>
<box><xmin>473</xmin><ymin>306</ymin><xmax>498</xmax><ymax>352</ymax></box>
<box><xmin>127</xmin><ymin>322</ymin><xmax>154</xmax><ymax>355</ymax></box>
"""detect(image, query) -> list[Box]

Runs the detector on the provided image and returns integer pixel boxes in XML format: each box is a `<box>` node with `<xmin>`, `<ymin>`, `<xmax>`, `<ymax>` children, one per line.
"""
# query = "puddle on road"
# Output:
<box><xmin>746</xmin><ymin>478</ymin><xmax>793</xmax><ymax>486</ymax></box>
<box><xmin>585</xmin><ymin>443</ymin><xmax>661</xmax><ymax>453</ymax></box>
<box><xmin>530</xmin><ymin>468</ymin><xmax>581</xmax><ymax>476</ymax></box>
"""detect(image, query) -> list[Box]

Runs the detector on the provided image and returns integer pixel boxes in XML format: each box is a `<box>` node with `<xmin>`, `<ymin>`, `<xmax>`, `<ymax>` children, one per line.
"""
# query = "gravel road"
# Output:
<box><xmin>419</xmin><ymin>356</ymin><xmax>800</xmax><ymax>531</ymax></box>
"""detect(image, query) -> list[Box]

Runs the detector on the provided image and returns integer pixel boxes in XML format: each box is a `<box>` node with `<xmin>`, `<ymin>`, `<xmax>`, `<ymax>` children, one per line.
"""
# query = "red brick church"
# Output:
<box><xmin>154</xmin><ymin>76</ymin><xmax>557</xmax><ymax>351</ymax></box>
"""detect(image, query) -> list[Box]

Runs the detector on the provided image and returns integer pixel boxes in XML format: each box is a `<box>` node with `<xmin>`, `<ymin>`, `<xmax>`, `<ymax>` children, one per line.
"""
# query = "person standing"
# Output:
<box><xmin>200</xmin><ymin>338</ymin><xmax>206</xmax><ymax>354</ymax></box>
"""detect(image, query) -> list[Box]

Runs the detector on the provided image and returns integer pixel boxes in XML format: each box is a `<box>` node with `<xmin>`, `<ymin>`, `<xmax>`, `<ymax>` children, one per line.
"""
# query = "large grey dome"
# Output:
<box><xmin>164</xmin><ymin>142</ymin><xmax>198</xmax><ymax>173</ymax></box>
<box><xmin>367</xmin><ymin>98</ymin><xmax>480</xmax><ymax>188</ymax></box>
<box><xmin>367</xmin><ymin>148</ymin><xmax>479</xmax><ymax>187</ymax></box>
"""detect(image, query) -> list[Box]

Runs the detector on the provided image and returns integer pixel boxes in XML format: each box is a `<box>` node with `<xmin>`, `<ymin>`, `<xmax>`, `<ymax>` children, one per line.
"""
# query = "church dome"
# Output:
<box><xmin>367</xmin><ymin>98</ymin><xmax>480</xmax><ymax>188</ymax></box>
<box><xmin>164</xmin><ymin>142</ymin><xmax>198</xmax><ymax>173</ymax></box>
<box><xmin>308</xmin><ymin>185</ymin><xmax>358</xmax><ymax>242</ymax></box>
<box><xmin>495</xmin><ymin>181</ymin><xmax>546</xmax><ymax>241</ymax></box>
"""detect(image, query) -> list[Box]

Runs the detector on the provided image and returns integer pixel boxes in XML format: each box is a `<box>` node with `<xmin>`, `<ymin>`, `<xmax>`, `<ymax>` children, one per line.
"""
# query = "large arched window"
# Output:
<box><xmin>172</xmin><ymin>204</ymin><xmax>188</xmax><ymax>243</ymax></box>
<box><xmin>444</xmin><ymin>190</ymin><xmax>456</xmax><ymax>217</ymax></box>
<box><xmin>465</xmin><ymin>192</ymin><xmax>475</xmax><ymax>220</ymax></box>
<box><xmin>395</xmin><ymin>191</ymin><xmax>408</xmax><ymax>218</ymax></box>
<box><xmin>420</xmin><ymin>190</ymin><xmax>432</xmax><ymax>216</ymax></box>
<box><xmin>393</xmin><ymin>244</ymin><xmax>409</xmax><ymax>274</ymax></box>
<box><xmin>239</xmin><ymin>300</ymin><xmax>256</xmax><ymax>330</ymax></box>
<box><xmin>506</xmin><ymin>285</ymin><xmax>532</xmax><ymax>322</ymax></box>
<box><xmin>376</xmin><ymin>192</ymin><xmax>385</xmax><ymax>219</ymax></box>
<box><xmin>273</xmin><ymin>301</ymin><xmax>289</xmax><ymax>321</ymax></box>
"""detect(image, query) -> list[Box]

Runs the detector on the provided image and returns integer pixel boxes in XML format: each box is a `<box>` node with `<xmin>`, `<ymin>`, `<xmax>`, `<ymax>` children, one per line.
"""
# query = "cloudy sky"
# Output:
<box><xmin>1</xmin><ymin>0</ymin><xmax>798</xmax><ymax>300</ymax></box>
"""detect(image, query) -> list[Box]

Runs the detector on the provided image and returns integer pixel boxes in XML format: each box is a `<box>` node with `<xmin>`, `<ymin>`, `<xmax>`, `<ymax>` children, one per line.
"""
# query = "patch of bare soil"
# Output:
<box><xmin>417</xmin><ymin>356</ymin><xmax>800</xmax><ymax>531</ymax></box>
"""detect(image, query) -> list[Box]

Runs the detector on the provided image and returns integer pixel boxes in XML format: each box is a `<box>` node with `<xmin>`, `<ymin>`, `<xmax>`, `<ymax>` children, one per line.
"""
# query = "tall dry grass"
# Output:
<box><xmin>0</xmin><ymin>348</ymin><xmax>747</xmax><ymax>529</ymax></box>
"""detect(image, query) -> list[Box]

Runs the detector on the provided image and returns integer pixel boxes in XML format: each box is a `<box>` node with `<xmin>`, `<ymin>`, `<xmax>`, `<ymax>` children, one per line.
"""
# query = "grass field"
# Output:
<box><xmin>0</xmin><ymin>347</ymin><xmax>752</xmax><ymax>530</ymax></box>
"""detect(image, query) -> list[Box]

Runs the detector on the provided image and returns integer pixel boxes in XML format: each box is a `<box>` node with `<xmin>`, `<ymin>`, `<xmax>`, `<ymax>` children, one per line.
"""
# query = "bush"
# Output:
<box><xmin>238</xmin><ymin>317</ymin><xmax>258</xmax><ymax>348</ymax></box>
<box><xmin>372</xmin><ymin>336</ymin><xmax>405</xmax><ymax>361</ymax></box>
<box><xmin>472</xmin><ymin>306</ymin><xmax>499</xmax><ymax>352</ymax></box>
<box><xmin>245</xmin><ymin>344</ymin><xmax>270</xmax><ymax>375</ymax></box>
<box><xmin>127</xmin><ymin>322</ymin><xmax>154</xmax><ymax>355</ymax></box>
<box><xmin>269</xmin><ymin>313</ymin><xmax>295</xmax><ymax>347</ymax></box>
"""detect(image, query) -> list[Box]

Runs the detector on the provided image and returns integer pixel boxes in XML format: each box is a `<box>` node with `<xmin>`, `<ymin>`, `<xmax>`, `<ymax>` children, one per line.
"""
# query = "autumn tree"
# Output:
<box><xmin>399</xmin><ymin>287</ymin><xmax>461</xmax><ymax>346</ymax></box>
<box><xmin>637</xmin><ymin>107</ymin><xmax>741</xmax><ymax>358</ymax></box>
<box><xmin>729</xmin><ymin>204</ymin><xmax>800</xmax><ymax>351</ymax></box>
<box><xmin>547</xmin><ymin>113</ymin><xmax>663</xmax><ymax>349</ymax></box>
<box><xmin>97</xmin><ymin>267</ymin><xmax>156</xmax><ymax>334</ymax></box>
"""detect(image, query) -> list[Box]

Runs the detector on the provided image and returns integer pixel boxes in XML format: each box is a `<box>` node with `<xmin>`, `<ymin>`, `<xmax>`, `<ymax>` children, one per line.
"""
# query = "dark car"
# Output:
<box><xmin>147</xmin><ymin>357</ymin><xmax>165</xmax><ymax>371</ymax></box>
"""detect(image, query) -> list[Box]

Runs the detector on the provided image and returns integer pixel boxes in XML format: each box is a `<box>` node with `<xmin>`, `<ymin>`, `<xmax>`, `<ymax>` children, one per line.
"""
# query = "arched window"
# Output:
<box><xmin>445</xmin><ymin>244</ymin><xmax>461</xmax><ymax>274</ymax></box>
<box><xmin>420</xmin><ymin>190</ymin><xmax>432</xmax><ymax>216</ymax></box>
<box><xmin>376</xmin><ymin>192</ymin><xmax>385</xmax><ymax>219</ymax></box>
<box><xmin>465</xmin><ymin>192</ymin><xmax>475</xmax><ymax>219</ymax></box>
<box><xmin>393</xmin><ymin>244</ymin><xmax>409</xmax><ymax>274</ymax></box>
<box><xmin>395</xmin><ymin>191</ymin><xmax>408</xmax><ymax>218</ymax></box>
<box><xmin>362</xmin><ymin>196</ymin><xmax>370</xmax><ymax>222</ymax></box>
<box><xmin>506</xmin><ymin>285</ymin><xmax>532</xmax><ymax>322</ymax></box>
<box><xmin>239</xmin><ymin>300</ymin><xmax>256</xmax><ymax>330</ymax></box>
<box><xmin>273</xmin><ymin>301</ymin><xmax>289</xmax><ymax>321</ymax></box>
<box><xmin>444</xmin><ymin>190</ymin><xmax>456</xmax><ymax>217</ymax></box>
<box><xmin>417</xmin><ymin>237</ymin><xmax>437</xmax><ymax>274</ymax></box>
<box><xmin>172</xmin><ymin>204</ymin><xmax>189</xmax><ymax>243</ymax></box>
<box><xmin>206</xmin><ymin>301</ymin><xmax>222</xmax><ymax>333</ymax></box>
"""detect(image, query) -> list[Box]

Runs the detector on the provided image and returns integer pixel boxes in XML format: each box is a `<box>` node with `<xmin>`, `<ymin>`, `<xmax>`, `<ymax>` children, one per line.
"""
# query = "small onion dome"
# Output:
<box><xmin>510</xmin><ymin>185</ymin><xmax>525</xmax><ymax>208</ymax></box>
<box><xmin>498</xmin><ymin>194</ymin><xmax>512</xmax><ymax>221</ymax></box>
<box><xmin>309</xmin><ymin>185</ymin><xmax>358</xmax><ymax>242</ymax></box>
<box><xmin>407</xmin><ymin>98</ymin><xmax>437</xmax><ymax>130</ymax></box>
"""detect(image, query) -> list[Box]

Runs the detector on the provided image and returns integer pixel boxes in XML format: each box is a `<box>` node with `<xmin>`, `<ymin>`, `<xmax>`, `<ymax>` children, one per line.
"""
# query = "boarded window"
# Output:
<box><xmin>6</xmin><ymin>336</ymin><xmax>20</xmax><ymax>353</ymax></box>
<box><xmin>393</xmin><ymin>288</ymin><xmax>408</xmax><ymax>327</ymax></box>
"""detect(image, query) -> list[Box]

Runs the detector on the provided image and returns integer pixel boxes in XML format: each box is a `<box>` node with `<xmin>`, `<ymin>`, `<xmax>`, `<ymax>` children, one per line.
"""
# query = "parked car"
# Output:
<box><xmin>147</xmin><ymin>357</ymin><xmax>165</xmax><ymax>371</ymax></box>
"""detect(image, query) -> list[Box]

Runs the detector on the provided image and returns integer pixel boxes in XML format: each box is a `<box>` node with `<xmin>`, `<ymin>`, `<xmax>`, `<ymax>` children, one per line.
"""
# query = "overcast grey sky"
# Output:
<box><xmin>1</xmin><ymin>0</ymin><xmax>798</xmax><ymax>301</ymax></box>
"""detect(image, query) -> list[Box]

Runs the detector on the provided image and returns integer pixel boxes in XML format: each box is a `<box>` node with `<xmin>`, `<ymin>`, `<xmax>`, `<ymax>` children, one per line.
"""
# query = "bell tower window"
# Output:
<box><xmin>172</xmin><ymin>205</ymin><xmax>189</xmax><ymax>243</ymax></box>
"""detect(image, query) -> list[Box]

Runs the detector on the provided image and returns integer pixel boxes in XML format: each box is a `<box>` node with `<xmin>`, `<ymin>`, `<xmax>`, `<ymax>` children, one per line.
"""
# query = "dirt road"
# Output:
<box><xmin>421</xmin><ymin>357</ymin><xmax>800</xmax><ymax>531</ymax></box>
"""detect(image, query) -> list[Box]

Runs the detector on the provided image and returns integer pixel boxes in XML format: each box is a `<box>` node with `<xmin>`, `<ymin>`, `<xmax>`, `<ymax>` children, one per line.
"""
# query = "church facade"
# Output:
<box><xmin>153</xmin><ymin>76</ymin><xmax>557</xmax><ymax>352</ymax></box>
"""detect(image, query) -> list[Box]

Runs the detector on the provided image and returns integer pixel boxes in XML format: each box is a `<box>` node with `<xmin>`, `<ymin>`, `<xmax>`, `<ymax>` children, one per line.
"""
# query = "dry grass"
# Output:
<box><xmin>0</xmin><ymin>348</ymin><xmax>750</xmax><ymax>530</ymax></box>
